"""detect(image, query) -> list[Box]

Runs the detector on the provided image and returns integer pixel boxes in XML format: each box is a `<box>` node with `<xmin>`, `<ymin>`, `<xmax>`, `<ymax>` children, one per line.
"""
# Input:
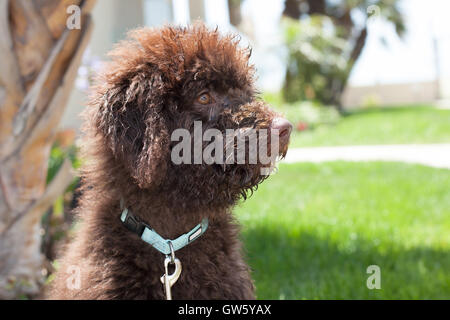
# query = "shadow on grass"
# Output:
<box><xmin>243</xmin><ymin>225</ymin><xmax>450</xmax><ymax>300</ymax></box>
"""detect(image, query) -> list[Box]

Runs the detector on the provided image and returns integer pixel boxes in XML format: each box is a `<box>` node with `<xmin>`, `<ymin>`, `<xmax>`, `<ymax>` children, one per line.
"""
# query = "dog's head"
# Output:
<box><xmin>90</xmin><ymin>23</ymin><xmax>292</xmax><ymax>206</ymax></box>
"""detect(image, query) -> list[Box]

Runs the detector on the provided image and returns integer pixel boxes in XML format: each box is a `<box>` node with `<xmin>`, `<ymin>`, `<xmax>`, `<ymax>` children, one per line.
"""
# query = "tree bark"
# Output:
<box><xmin>0</xmin><ymin>0</ymin><xmax>95</xmax><ymax>299</ymax></box>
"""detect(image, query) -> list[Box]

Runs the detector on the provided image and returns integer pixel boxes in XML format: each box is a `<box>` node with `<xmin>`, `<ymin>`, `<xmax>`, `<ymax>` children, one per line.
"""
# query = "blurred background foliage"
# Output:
<box><xmin>283</xmin><ymin>16</ymin><xmax>350</xmax><ymax>105</ymax></box>
<box><xmin>282</xmin><ymin>0</ymin><xmax>405</xmax><ymax>108</ymax></box>
<box><xmin>42</xmin><ymin>131</ymin><xmax>81</xmax><ymax>266</ymax></box>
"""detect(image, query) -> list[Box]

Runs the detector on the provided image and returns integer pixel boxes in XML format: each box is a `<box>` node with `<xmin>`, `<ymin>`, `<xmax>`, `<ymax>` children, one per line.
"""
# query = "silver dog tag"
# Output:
<box><xmin>160</xmin><ymin>256</ymin><xmax>182</xmax><ymax>300</ymax></box>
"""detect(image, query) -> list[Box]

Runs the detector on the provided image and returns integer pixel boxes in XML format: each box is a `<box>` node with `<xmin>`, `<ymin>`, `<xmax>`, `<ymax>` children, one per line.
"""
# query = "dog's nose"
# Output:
<box><xmin>271</xmin><ymin>117</ymin><xmax>293</xmax><ymax>143</ymax></box>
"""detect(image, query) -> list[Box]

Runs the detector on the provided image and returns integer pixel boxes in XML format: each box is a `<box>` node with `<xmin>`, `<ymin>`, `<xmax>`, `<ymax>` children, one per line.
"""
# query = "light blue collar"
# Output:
<box><xmin>120</xmin><ymin>206</ymin><xmax>208</xmax><ymax>255</ymax></box>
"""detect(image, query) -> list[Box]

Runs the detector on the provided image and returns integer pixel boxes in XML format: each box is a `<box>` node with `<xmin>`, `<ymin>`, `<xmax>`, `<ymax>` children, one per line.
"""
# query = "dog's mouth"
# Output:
<box><xmin>201</xmin><ymin>116</ymin><xmax>292</xmax><ymax>198</ymax></box>
<box><xmin>218</xmin><ymin>118</ymin><xmax>292</xmax><ymax>192</ymax></box>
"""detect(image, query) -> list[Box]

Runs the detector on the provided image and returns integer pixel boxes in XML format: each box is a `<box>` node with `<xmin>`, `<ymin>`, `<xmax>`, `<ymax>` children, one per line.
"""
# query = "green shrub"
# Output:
<box><xmin>282</xmin><ymin>16</ymin><xmax>349</xmax><ymax>105</ymax></box>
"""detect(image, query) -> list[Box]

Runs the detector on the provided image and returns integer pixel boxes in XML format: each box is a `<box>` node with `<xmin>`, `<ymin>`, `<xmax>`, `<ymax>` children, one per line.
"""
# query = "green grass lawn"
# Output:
<box><xmin>280</xmin><ymin>105</ymin><xmax>450</xmax><ymax>148</ymax></box>
<box><xmin>234</xmin><ymin>162</ymin><xmax>450</xmax><ymax>299</ymax></box>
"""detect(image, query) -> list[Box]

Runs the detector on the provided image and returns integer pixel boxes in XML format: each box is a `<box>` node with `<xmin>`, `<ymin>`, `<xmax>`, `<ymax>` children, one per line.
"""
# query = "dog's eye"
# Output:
<box><xmin>197</xmin><ymin>93</ymin><xmax>212</xmax><ymax>105</ymax></box>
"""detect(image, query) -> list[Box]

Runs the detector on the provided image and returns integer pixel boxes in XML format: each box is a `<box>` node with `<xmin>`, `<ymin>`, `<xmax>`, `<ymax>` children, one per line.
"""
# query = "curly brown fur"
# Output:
<box><xmin>47</xmin><ymin>23</ymin><xmax>291</xmax><ymax>300</ymax></box>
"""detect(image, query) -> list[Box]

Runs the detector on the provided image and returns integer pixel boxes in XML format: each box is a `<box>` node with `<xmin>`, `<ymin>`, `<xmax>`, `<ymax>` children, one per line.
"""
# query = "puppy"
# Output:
<box><xmin>48</xmin><ymin>23</ymin><xmax>292</xmax><ymax>299</ymax></box>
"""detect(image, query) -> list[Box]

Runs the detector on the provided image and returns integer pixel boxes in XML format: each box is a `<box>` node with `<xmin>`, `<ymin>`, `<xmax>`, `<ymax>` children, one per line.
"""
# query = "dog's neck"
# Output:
<box><xmin>113</xmin><ymin>182</ymin><xmax>231</xmax><ymax>239</ymax></box>
<box><xmin>84</xmin><ymin>150</ymin><xmax>237</xmax><ymax>238</ymax></box>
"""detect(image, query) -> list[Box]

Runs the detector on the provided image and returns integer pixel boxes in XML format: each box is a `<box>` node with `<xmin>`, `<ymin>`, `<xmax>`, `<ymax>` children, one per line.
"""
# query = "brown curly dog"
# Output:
<box><xmin>47</xmin><ymin>23</ymin><xmax>292</xmax><ymax>299</ymax></box>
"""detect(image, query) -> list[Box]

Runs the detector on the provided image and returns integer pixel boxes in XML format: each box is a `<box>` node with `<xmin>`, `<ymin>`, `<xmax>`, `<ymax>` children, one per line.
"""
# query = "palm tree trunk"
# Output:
<box><xmin>0</xmin><ymin>0</ymin><xmax>95</xmax><ymax>299</ymax></box>
<box><xmin>331</xmin><ymin>27</ymin><xmax>368</xmax><ymax>110</ymax></box>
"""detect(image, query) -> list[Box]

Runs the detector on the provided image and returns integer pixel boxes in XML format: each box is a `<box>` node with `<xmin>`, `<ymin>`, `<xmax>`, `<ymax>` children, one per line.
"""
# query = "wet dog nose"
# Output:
<box><xmin>271</xmin><ymin>117</ymin><xmax>293</xmax><ymax>142</ymax></box>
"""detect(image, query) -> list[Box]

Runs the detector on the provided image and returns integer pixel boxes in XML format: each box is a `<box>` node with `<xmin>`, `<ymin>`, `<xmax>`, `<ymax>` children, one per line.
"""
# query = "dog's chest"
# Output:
<box><xmin>105</xmin><ymin>245</ymin><xmax>254</xmax><ymax>299</ymax></box>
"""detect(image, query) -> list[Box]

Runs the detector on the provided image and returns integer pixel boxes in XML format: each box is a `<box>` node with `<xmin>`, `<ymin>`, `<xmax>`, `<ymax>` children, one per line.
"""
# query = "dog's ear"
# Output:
<box><xmin>96</xmin><ymin>71</ymin><xmax>170</xmax><ymax>188</ymax></box>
